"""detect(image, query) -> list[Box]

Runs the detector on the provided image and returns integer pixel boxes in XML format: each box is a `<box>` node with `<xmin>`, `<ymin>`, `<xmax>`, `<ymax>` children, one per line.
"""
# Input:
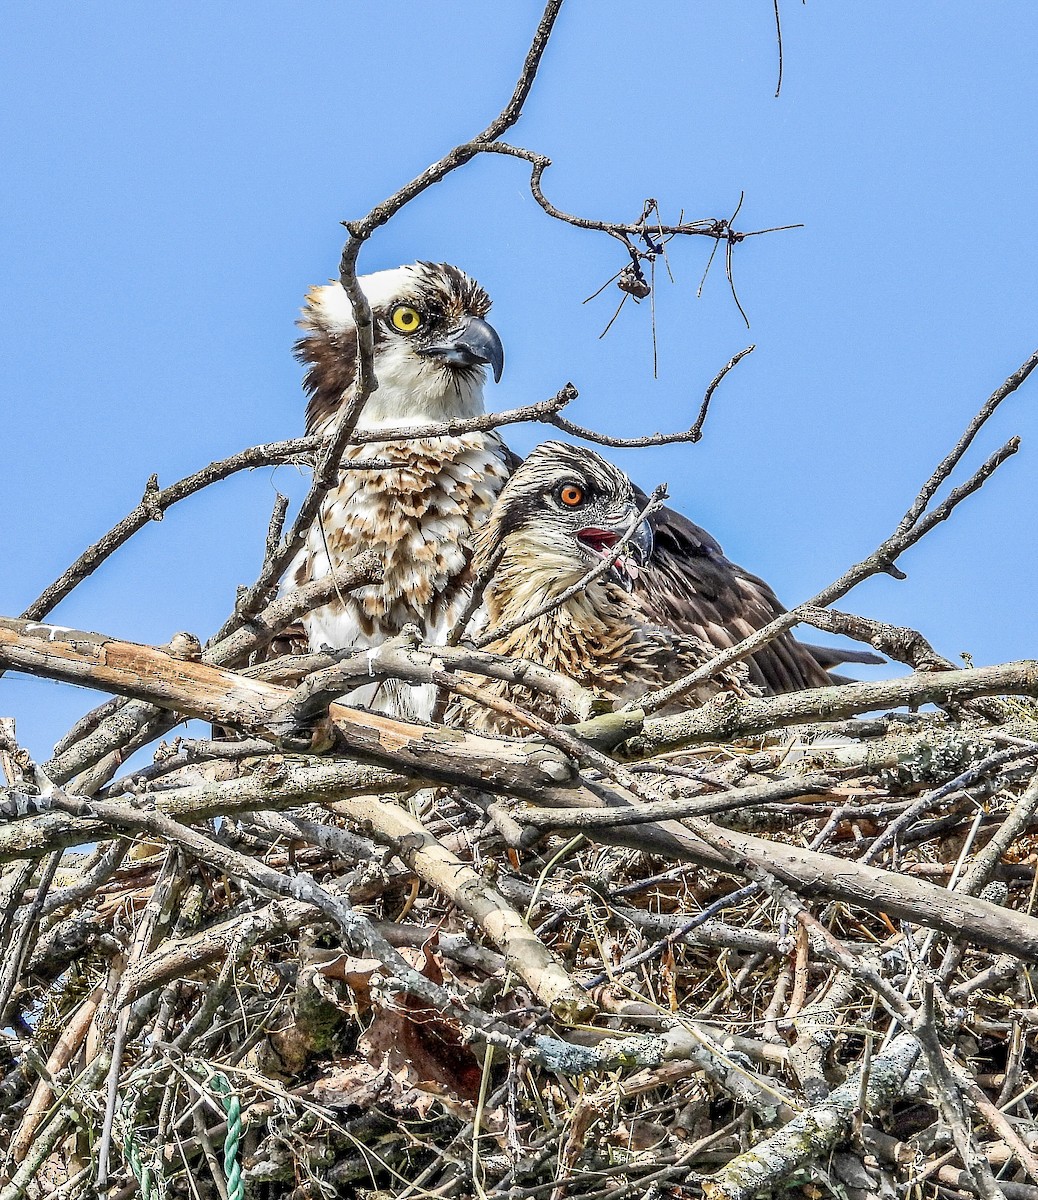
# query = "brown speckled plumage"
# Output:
<box><xmin>292</xmin><ymin>433</ymin><xmax>510</xmax><ymax>644</ymax></box>
<box><xmin>288</xmin><ymin>263</ymin><xmax>510</xmax><ymax>720</ymax></box>
<box><xmin>448</xmin><ymin>443</ymin><xmax>753</xmax><ymax>736</ymax></box>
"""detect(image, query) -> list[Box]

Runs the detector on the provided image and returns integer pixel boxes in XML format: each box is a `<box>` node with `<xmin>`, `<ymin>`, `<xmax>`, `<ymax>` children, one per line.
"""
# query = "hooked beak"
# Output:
<box><xmin>417</xmin><ymin>314</ymin><xmax>505</xmax><ymax>382</ymax></box>
<box><xmin>575</xmin><ymin>517</ymin><xmax>654</xmax><ymax>591</ymax></box>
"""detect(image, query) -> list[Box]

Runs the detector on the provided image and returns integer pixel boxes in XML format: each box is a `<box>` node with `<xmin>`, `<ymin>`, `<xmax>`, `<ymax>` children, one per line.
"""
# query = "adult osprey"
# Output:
<box><xmin>449</xmin><ymin>442</ymin><xmax>754</xmax><ymax>735</ymax></box>
<box><xmin>289</xmin><ymin>262</ymin><xmax>511</xmax><ymax>719</ymax></box>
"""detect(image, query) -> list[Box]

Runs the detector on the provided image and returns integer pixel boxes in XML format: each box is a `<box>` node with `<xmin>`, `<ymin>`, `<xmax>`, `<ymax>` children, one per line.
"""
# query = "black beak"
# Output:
<box><xmin>628</xmin><ymin>518</ymin><xmax>654</xmax><ymax>567</ymax></box>
<box><xmin>417</xmin><ymin>314</ymin><xmax>505</xmax><ymax>382</ymax></box>
<box><xmin>575</xmin><ymin>517</ymin><xmax>654</xmax><ymax>592</ymax></box>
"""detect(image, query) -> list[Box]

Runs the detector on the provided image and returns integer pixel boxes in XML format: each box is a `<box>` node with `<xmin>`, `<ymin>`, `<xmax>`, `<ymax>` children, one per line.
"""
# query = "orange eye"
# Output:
<box><xmin>559</xmin><ymin>484</ymin><xmax>584</xmax><ymax>507</ymax></box>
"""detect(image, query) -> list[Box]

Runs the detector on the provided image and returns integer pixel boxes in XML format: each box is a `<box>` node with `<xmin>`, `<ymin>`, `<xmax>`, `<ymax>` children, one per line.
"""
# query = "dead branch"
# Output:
<box><xmin>638</xmin><ymin>349</ymin><xmax>1038</xmax><ymax>713</ymax></box>
<box><xmin>0</xmin><ymin>618</ymin><xmax>577</xmax><ymax>795</ymax></box>
<box><xmin>475</xmin><ymin>141</ymin><xmax>799</xmax><ymax>248</ymax></box>
<box><xmin>528</xmin><ymin>775</ymin><xmax>1038</xmax><ymax>960</ymax></box>
<box><xmin>701</xmin><ymin>1032</ymin><xmax>920</xmax><ymax>1199</ymax></box>
<box><xmin>322</xmin><ymin>794</ymin><xmax>594</xmax><ymax>1023</ymax></box>
<box><xmin>512</xmin><ymin>772</ymin><xmax>837</xmax><ymax>828</ymax></box>
<box><xmin>632</xmin><ymin>660</ymin><xmax>1038</xmax><ymax>752</ymax></box>
<box><xmin>42</xmin><ymin>565</ymin><xmax>383</xmax><ymax>789</ymax></box>
<box><xmin>798</xmin><ymin>604</ymin><xmax>954</xmax><ymax>670</ymax></box>
<box><xmin>21</xmin><ymin>437</ymin><xmax>314</xmax><ymax>624</ymax></box>
<box><xmin>543</xmin><ymin>345</ymin><xmax>756</xmax><ymax>449</ymax></box>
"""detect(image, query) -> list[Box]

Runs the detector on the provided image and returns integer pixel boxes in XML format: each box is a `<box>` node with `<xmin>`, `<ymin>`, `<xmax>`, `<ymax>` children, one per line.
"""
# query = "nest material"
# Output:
<box><xmin>4</xmin><ymin>701</ymin><xmax>1038</xmax><ymax>1200</ymax></box>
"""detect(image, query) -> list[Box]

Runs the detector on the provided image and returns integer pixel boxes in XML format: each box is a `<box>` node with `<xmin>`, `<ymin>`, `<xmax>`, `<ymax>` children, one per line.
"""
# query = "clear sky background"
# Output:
<box><xmin>2</xmin><ymin>3</ymin><xmax>1036</xmax><ymax>761</ymax></box>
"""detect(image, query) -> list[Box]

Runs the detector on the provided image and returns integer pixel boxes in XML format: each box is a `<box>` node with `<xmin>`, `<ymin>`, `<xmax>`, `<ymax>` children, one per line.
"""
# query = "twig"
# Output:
<box><xmin>546</xmin><ymin>345</ymin><xmax>752</xmax><ymax>449</ymax></box>
<box><xmin>474</xmin><ymin>142</ymin><xmax>801</xmax><ymax>247</ymax></box>
<box><xmin>21</xmin><ymin>437</ymin><xmax>314</xmax><ymax>624</ymax></box>
<box><xmin>691</xmin><ymin>345</ymin><xmax>756</xmax><ymax>443</ymax></box>
<box><xmin>347</xmin><ymin>386</ymin><xmax>578</xmax><ymax>445</ymax></box>
<box><xmin>773</xmin><ymin>0</ymin><xmax>784</xmax><ymax>98</ymax></box>
<box><xmin>209</xmin><ymin>550</ymin><xmax>382</xmax><ymax>662</ymax></box>
<box><xmin>513</xmin><ymin>773</ymin><xmax>835</xmax><ymax>828</ymax></box>
<box><xmin>861</xmin><ymin>744</ymin><xmax>1038</xmax><ymax>866</ymax></box>
<box><xmin>637</xmin><ymin>348</ymin><xmax>1037</xmax><ymax>713</ymax></box>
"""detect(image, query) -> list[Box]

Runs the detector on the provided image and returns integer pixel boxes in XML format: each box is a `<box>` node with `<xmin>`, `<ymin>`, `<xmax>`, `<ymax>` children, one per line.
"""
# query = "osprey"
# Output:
<box><xmin>449</xmin><ymin>442</ymin><xmax>754</xmax><ymax>736</ymax></box>
<box><xmin>289</xmin><ymin>261</ymin><xmax>875</xmax><ymax>720</ymax></box>
<box><xmin>631</xmin><ymin>498</ymin><xmax>880</xmax><ymax>694</ymax></box>
<box><xmin>289</xmin><ymin>262</ymin><xmax>511</xmax><ymax>719</ymax></box>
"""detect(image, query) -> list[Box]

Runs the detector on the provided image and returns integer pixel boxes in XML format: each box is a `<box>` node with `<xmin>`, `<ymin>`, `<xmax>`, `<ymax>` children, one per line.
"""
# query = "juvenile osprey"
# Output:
<box><xmin>632</xmin><ymin>501</ymin><xmax>881</xmax><ymax>694</ymax></box>
<box><xmin>449</xmin><ymin>443</ymin><xmax>754</xmax><ymax>736</ymax></box>
<box><xmin>289</xmin><ymin>262</ymin><xmax>511</xmax><ymax>719</ymax></box>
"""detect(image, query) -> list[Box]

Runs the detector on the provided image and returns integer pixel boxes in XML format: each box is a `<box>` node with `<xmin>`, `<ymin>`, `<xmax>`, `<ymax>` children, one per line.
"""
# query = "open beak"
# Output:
<box><xmin>417</xmin><ymin>314</ymin><xmax>505</xmax><ymax>382</ymax></box>
<box><xmin>575</xmin><ymin>517</ymin><xmax>654</xmax><ymax>591</ymax></box>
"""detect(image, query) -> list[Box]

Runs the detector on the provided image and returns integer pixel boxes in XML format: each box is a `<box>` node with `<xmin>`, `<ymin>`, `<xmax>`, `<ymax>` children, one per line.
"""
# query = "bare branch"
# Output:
<box><xmin>637</xmin><ymin>350</ymin><xmax>1037</xmax><ymax>713</ymax></box>
<box><xmin>0</xmin><ymin>616</ymin><xmax>579</xmax><ymax>795</ymax></box>
<box><xmin>797</xmin><ymin>605</ymin><xmax>952</xmax><ymax>671</ymax></box>
<box><xmin>548</xmin><ymin>345</ymin><xmax>756</xmax><ymax>449</ymax></box>
<box><xmin>531</xmin><ymin>775</ymin><xmax>1038</xmax><ymax>961</ymax></box>
<box><xmin>348</xmin><ymin>384</ymin><xmax>578</xmax><ymax>444</ymax></box>
<box><xmin>475</xmin><ymin>142</ymin><xmax>801</xmax><ymax>245</ymax></box>
<box><xmin>44</xmin><ymin>562</ymin><xmax>381</xmax><ymax>787</ymax></box>
<box><xmin>513</xmin><ymin>772</ymin><xmax>835</xmax><ymax>829</ymax></box>
<box><xmin>277</xmin><ymin>626</ymin><xmax>599</xmax><ymax>725</ymax></box>
<box><xmin>20</xmin><ymin>437</ymin><xmax>314</xmax><ymax>623</ymax></box>
<box><xmin>899</xmin><ymin>348</ymin><xmax>1038</xmax><ymax>533</ymax></box>
<box><xmin>632</xmin><ymin>660</ymin><xmax>1038</xmax><ymax>753</ymax></box>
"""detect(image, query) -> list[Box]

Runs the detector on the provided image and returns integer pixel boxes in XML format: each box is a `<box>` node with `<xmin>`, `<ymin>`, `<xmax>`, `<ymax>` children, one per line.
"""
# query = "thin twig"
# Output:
<box><xmin>21</xmin><ymin>438</ymin><xmax>314</xmax><ymax>624</ymax></box>
<box><xmin>636</xmin><ymin>350</ymin><xmax>1037</xmax><ymax>714</ymax></box>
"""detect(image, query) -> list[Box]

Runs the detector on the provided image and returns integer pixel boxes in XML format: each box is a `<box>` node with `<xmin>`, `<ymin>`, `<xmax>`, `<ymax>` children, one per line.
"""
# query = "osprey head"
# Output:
<box><xmin>479</xmin><ymin>441</ymin><xmax>654</xmax><ymax>593</ymax></box>
<box><xmin>297</xmin><ymin>262</ymin><xmax>504</xmax><ymax>433</ymax></box>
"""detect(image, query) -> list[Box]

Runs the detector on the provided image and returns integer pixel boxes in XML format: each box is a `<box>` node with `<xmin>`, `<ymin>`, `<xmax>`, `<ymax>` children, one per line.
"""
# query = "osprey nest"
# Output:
<box><xmin>2</xmin><ymin>271</ymin><xmax>1038</xmax><ymax>1198</ymax></box>
<box><xmin>3</xmin><ymin>619</ymin><xmax>1038</xmax><ymax>1200</ymax></box>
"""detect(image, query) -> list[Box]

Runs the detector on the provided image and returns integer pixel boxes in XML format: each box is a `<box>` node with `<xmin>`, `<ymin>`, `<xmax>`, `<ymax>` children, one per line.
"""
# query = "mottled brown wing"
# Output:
<box><xmin>634</xmin><ymin>499</ymin><xmax>842</xmax><ymax>694</ymax></box>
<box><xmin>256</xmin><ymin>619</ymin><xmax>311</xmax><ymax>665</ymax></box>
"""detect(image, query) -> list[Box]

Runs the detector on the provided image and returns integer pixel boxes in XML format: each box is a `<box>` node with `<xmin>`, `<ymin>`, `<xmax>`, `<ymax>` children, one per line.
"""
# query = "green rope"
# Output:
<box><xmin>210</xmin><ymin>1073</ymin><xmax>243</xmax><ymax>1200</ymax></box>
<box><xmin>118</xmin><ymin>1092</ymin><xmax>152</xmax><ymax>1200</ymax></box>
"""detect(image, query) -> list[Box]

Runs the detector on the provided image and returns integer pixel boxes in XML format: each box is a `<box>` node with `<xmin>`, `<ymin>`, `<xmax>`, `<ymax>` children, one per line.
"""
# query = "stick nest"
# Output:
<box><xmin>5</xmin><ymin>696</ymin><xmax>1038</xmax><ymax>1200</ymax></box>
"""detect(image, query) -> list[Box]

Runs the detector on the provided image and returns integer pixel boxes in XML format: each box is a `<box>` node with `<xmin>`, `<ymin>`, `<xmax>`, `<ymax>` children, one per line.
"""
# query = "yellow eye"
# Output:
<box><xmin>560</xmin><ymin>484</ymin><xmax>584</xmax><ymax>507</ymax></box>
<box><xmin>391</xmin><ymin>305</ymin><xmax>422</xmax><ymax>333</ymax></box>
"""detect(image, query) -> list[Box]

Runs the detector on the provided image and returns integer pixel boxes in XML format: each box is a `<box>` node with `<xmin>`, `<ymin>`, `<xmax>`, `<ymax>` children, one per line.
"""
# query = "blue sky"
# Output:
<box><xmin>2</xmin><ymin>3</ymin><xmax>1037</xmax><ymax>760</ymax></box>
